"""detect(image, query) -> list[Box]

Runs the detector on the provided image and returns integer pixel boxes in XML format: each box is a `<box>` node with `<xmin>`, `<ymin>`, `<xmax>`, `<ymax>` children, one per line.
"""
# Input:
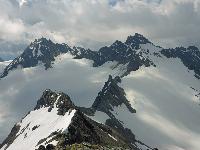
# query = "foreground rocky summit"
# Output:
<box><xmin>0</xmin><ymin>89</ymin><xmax>138</xmax><ymax>150</ymax></box>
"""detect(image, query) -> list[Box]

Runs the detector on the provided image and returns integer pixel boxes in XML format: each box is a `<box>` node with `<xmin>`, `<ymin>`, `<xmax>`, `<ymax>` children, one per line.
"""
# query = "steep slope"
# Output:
<box><xmin>0</xmin><ymin>90</ymin><xmax>137</xmax><ymax>150</ymax></box>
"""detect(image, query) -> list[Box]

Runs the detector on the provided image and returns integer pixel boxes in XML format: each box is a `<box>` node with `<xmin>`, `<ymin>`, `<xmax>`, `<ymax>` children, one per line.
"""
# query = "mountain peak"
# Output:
<box><xmin>0</xmin><ymin>38</ymin><xmax>73</xmax><ymax>78</ymax></box>
<box><xmin>110</xmin><ymin>40</ymin><xmax>124</xmax><ymax>47</ymax></box>
<box><xmin>32</xmin><ymin>37</ymin><xmax>52</xmax><ymax>45</ymax></box>
<box><xmin>34</xmin><ymin>89</ymin><xmax>75</xmax><ymax>115</ymax></box>
<box><xmin>92</xmin><ymin>75</ymin><xmax>136</xmax><ymax>114</ymax></box>
<box><xmin>125</xmin><ymin>33</ymin><xmax>151</xmax><ymax>46</ymax></box>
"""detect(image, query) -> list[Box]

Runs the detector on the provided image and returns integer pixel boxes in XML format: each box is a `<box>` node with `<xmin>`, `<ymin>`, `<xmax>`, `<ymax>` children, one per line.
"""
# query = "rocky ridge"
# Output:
<box><xmin>0</xmin><ymin>89</ymin><xmax>141</xmax><ymax>150</ymax></box>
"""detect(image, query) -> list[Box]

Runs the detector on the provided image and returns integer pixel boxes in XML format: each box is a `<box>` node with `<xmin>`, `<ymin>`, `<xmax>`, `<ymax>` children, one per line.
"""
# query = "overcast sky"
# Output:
<box><xmin>0</xmin><ymin>0</ymin><xmax>200</xmax><ymax>59</ymax></box>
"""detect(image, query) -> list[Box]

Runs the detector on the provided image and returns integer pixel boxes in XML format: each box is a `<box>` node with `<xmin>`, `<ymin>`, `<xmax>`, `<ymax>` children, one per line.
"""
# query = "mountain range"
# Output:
<box><xmin>0</xmin><ymin>33</ymin><xmax>200</xmax><ymax>150</ymax></box>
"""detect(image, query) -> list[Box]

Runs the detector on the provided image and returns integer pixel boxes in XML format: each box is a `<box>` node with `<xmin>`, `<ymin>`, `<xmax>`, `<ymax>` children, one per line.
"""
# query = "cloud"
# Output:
<box><xmin>0</xmin><ymin>0</ymin><xmax>200</xmax><ymax>59</ymax></box>
<box><xmin>0</xmin><ymin>40</ymin><xmax>27</xmax><ymax>60</ymax></box>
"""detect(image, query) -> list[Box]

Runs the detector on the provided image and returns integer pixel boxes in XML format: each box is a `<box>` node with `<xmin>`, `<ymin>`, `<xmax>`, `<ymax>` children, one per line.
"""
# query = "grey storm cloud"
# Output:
<box><xmin>0</xmin><ymin>0</ymin><xmax>200</xmax><ymax>59</ymax></box>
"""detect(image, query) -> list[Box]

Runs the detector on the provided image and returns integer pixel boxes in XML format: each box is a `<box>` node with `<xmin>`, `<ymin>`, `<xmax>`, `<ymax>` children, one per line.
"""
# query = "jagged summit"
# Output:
<box><xmin>34</xmin><ymin>89</ymin><xmax>75</xmax><ymax>115</ymax></box>
<box><xmin>125</xmin><ymin>33</ymin><xmax>151</xmax><ymax>47</ymax></box>
<box><xmin>92</xmin><ymin>75</ymin><xmax>136</xmax><ymax>115</ymax></box>
<box><xmin>110</xmin><ymin>40</ymin><xmax>126</xmax><ymax>49</ymax></box>
<box><xmin>109</xmin><ymin>33</ymin><xmax>151</xmax><ymax>51</ymax></box>
<box><xmin>33</xmin><ymin>37</ymin><xmax>52</xmax><ymax>44</ymax></box>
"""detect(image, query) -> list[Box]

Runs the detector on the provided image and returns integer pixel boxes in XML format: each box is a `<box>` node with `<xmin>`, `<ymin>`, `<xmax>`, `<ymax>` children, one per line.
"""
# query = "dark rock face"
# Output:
<box><xmin>161</xmin><ymin>46</ymin><xmax>200</xmax><ymax>79</ymax></box>
<box><xmin>37</xmin><ymin>144</ymin><xmax>55</xmax><ymax>150</ymax></box>
<box><xmin>91</xmin><ymin>75</ymin><xmax>136</xmax><ymax>115</ymax></box>
<box><xmin>54</xmin><ymin>110</ymin><xmax>135</xmax><ymax>150</ymax></box>
<box><xmin>62</xmin><ymin>110</ymin><xmax>101</xmax><ymax>145</ymax></box>
<box><xmin>38</xmin><ymin>145</ymin><xmax>46</xmax><ymax>150</ymax></box>
<box><xmin>34</xmin><ymin>89</ymin><xmax>75</xmax><ymax>115</ymax></box>
<box><xmin>125</xmin><ymin>33</ymin><xmax>151</xmax><ymax>49</ymax></box>
<box><xmin>72</xmin><ymin>46</ymin><xmax>99</xmax><ymax>62</ymax></box>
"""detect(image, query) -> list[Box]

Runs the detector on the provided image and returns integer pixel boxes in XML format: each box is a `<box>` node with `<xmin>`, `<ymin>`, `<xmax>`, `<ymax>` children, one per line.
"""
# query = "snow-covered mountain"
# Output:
<box><xmin>1</xmin><ymin>33</ymin><xmax>199</xmax><ymax>80</ymax></box>
<box><xmin>0</xmin><ymin>33</ymin><xmax>200</xmax><ymax>150</ymax></box>
<box><xmin>0</xmin><ymin>33</ymin><xmax>156</xmax><ymax>78</ymax></box>
<box><xmin>0</xmin><ymin>89</ymin><xmax>150</xmax><ymax>150</ymax></box>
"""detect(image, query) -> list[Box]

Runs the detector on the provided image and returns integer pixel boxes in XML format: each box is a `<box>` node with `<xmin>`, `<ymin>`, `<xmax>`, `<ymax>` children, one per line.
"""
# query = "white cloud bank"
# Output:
<box><xmin>0</xmin><ymin>0</ymin><xmax>200</xmax><ymax>58</ymax></box>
